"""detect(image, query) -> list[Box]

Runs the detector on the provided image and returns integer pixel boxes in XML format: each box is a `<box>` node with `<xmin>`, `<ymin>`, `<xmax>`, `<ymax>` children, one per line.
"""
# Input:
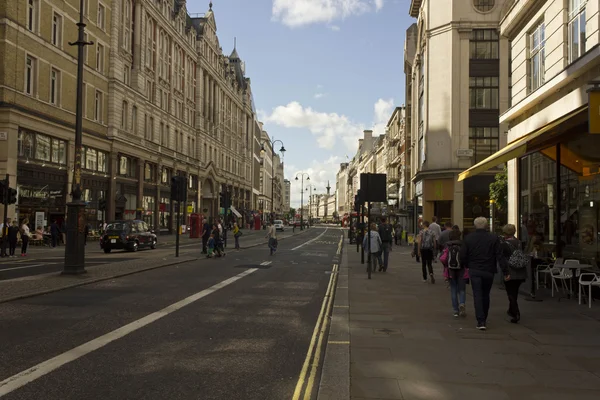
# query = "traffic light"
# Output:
<box><xmin>170</xmin><ymin>176</ymin><xmax>187</xmax><ymax>202</ymax></box>
<box><xmin>0</xmin><ymin>181</ymin><xmax>5</xmax><ymax>204</ymax></box>
<box><xmin>98</xmin><ymin>198</ymin><xmax>107</xmax><ymax>211</ymax></box>
<box><xmin>7</xmin><ymin>188</ymin><xmax>17</xmax><ymax>205</ymax></box>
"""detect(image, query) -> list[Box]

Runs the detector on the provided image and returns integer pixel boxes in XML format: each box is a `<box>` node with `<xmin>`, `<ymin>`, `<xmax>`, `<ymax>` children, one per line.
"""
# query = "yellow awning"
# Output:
<box><xmin>458</xmin><ymin>108</ymin><xmax>587</xmax><ymax>181</ymax></box>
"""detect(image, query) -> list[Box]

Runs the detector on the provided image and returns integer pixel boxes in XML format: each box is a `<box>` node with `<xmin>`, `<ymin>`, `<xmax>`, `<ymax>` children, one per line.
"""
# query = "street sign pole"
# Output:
<box><xmin>1</xmin><ymin>174</ymin><xmax>8</xmax><ymax>257</ymax></box>
<box><xmin>176</xmin><ymin>200</ymin><xmax>180</xmax><ymax>258</ymax></box>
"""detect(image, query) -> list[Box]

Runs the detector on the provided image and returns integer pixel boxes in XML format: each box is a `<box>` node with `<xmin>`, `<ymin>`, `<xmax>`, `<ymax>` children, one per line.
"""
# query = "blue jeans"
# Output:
<box><xmin>449</xmin><ymin>270</ymin><xmax>466</xmax><ymax>313</ymax></box>
<box><xmin>369</xmin><ymin>252</ymin><xmax>382</xmax><ymax>269</ymax></box>
<box><xmin>381</xmin><ymin>242</ymin><xmax>391</xmax><ymax>270</ymax></box>
<box><xmin>470</xmin><ymin>275</ymin><xmax>494</xmax><ymax>325</ymax></box>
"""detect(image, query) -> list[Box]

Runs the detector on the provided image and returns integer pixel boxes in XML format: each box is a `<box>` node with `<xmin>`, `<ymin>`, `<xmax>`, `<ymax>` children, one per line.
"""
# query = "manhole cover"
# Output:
<box><xmin>234</xmin><ymin>264</ymin><xmax>272</xmax><ymax>269</ymax></box>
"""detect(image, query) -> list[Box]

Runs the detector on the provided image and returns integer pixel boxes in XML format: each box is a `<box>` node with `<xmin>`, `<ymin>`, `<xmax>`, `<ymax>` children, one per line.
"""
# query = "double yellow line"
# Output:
<box><xmin>292</xmin><ymin>235</ymin><xmax>343</xmax><ymax>400</ymax></box>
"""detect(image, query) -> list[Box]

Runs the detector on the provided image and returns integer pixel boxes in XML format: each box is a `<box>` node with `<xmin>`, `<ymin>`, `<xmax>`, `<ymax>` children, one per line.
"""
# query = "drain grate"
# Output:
<box><xmin>234</xmin><ymin>264</ymin><xmax>272</xmax><ymax>269</ymax></box>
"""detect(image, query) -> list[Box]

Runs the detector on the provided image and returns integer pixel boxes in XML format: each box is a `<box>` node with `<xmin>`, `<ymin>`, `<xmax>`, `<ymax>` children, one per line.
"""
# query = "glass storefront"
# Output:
<box><xmin>519</xmin><ymin>129</ymin><xmax>600</xmax><ymax>263</ymax></box>
<box><xmin>159</xmin><ymin>197</ymin><xmax>170</xmax><ymax>230</ymax></box>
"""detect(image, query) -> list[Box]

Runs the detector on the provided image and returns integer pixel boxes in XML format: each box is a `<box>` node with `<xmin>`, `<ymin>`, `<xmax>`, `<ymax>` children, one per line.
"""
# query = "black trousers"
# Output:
<box><xmin>504</xmin><ymin>279</ymin><xmax>524</xmax><ymax>319</ymax></box>
<box><xmin>21</xmin><ymin>236</ymin><xmax>29</xmax><ymax>255</ymax></box>
<box><xmin>9</xmin><ymin>240</ymin><xmax>17</xmax><ymax>256</ymax></box>
<box><xmin>421</xmin><ymin>249</ymin><xmax>434</xmax><ymax>280</ymax></box>
<box><xmin>202</xmin><ymin>236</ymin><xmax>208</xmax><ymax>253</ymax></box>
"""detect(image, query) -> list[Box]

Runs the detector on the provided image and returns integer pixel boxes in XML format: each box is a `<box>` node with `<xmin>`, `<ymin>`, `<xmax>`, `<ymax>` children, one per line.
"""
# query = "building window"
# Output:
<box><xmin>25</xmin><ymin>55</ymin><xmax>37</xmax><ymax>96</ymax></box>
<box><xmin>470</xmin><ymin>29</ymin><xmax>499</xmax><ymax>59</ymax></box>
<box><xmin>528</xmin><ymin>22</ymin><xmax>545</xmax><ymax>92</ymax></box>
<box><xmin>469</xmin><ymin>77</ymin><xmax>499</xmax><ymax>109</ymax></box>
<box><xmin>473</xmin><ymin>0</ymin><xmax>495</xmax><ymax>12</ymax></box>
<box><xmin>50</xmin><ymin>68</ymin><xmax>60</xmax><ymax>105</ymax></box>
<box><xmin>469</xmin><ymin>127</ymin><xmax>499</xmax><ymax>163</ymax></box>
<box><xmin>52</xmin><ymin>12</ymin><xmax>62</xmax><ymax>47</ymax></box>
<box><xmin>119</xmin><ymin>156</ymin><xmax>129</xmax><ymax>176</ymax></box>
<box><xmin>568</xmin><ymin>0</ymin><xmax>587</xmax><ymax>63</ymax></box>
<box><xmin>146</xmin><ymin>79</ymin><xmax>154</xmax><ymax>102</ymax></box>
<box><xmin>94</xmin><ymin>90</ymin><xmax>103</xmax><ymax>122</ymax></box>
<box><xmin>97</xmin><ymin>3</ymin><xmax>105</xmax><ymax>30</ymax></box>
<box><xmin>147</xmin><ymin>116</ymin><xmax>154</xmax><ymax>140</ymax></box>
<box><xmin>144</xmin><ymin>163</ymin><xmax>155</xmax><ymax>182</ymax></box>
<box><xmin>123</xmin><ymin>65</ymin><xmax>131</xmax><ymax>86</ymax></box>
<box><xmin>84</xmin><ymin>148</ymin><xmax>97</xmax><ymax>170</ymax></box>
<box><xmin>132</xmin><ymin>106</ymin><xmax>137</xmax><ymax>135</ymax></box>
<box><xmin>146</xmin><ymin>18</ymin><xmax>155</xmax><ymax>69</ymax></box>
<box><xmin>27</xmin><ymin>0</ymin><xmax>38</xmax><ymax>32</ymax></box>
<box><xmin>82</xmin><ymin>83</ymin><xmax>87</xmax><ymax>118</ymax></box>
<box><xmin>121</xmin><ymin>101</ymin><xmax>128</xmax><ymax>130</ymax></box>
<box><xmin>96</xmin><ymin>43</ymin><xmax>104</xmax><ymax>72</ymax></box>
<box><xmin>122</xmin><ymin>0</ymin><xmax>132</xmax><ymax>52</ymax></box>
<box><xmin>84</xmin><ymin>33</ymin><xmax>89</xmax><ymax>64</ymax></box>
<box><xmin>18</xmin><ymin>130</ymin><xmax>67</xmax><ymax>165</ymax></box>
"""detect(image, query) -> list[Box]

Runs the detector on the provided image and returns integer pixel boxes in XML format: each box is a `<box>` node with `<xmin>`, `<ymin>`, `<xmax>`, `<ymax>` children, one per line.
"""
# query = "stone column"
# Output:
<box><xmin>203</xmin><ymin>73</ymin><xmax>209</xmax><ymax>122</ymax></box>
<box><xmin>155</xmin><ymin>165</ymin><xmax>161</xmax><ymax>232</ymax></box>
<box><xmin>107</xmin><ymin>153</ymin><xmax>119</xmax><ymax>221</ymax></box>
<box><xmin>137</xmin><ymin>160</ymin><xmax>144</xmax><ymax>211</ymax></box>
<box><xmin>133</xmin><ymin>1</ymin><xmax>142</xmax><ymax>72</ymax></box>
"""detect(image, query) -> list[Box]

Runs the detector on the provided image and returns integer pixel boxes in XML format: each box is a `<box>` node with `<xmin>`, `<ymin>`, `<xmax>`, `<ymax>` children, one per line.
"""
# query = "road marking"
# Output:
<box><xmin>328</xmin><ymin>341</ymin><xmax>350</xmax><ymax>345</ymax></box>
<box><xmin>260</xmin><ymin>261</ymin><xmax>272</xmax><ymax>266</ymax></box>
<box><xmin>0</xmin><ymin>268</ymin><xmax>258</xmax><ymax>396</ymax></box>
<box><xmin>333</xmin><ymin>305</ymin><xmax>349</xmax><ymax>308</ymax></box>
<box><xmin>0</xmin><ymin>263</ymin><xmax>58</xmax><ymax>272</ymax></box>
<box><xmin>292</xmin><ymin>263</ymin><xmax>338</xmax><ymax>400</ymax></box>
<box><xmin>291</xmin><ymin>229</ymin><xmax>329</xmax><ymax>251</ymax></box>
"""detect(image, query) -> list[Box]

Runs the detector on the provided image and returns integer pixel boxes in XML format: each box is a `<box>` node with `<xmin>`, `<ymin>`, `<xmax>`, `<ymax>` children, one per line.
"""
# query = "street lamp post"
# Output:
<box><xmin>64</xmin><ymin>0</ymin><xmax>93</xmax><ymax>274</ymax></box>
<box><xmin>305</xmin><ymin>184</ymin><xmax>316</xmax><ymax>227</ymax></box>
<box><xmin>260</xmin><ymin>139</ymin><xmax>286</xmax><ymax>223</ymax></box>
<box><xmin>295</xmin><ymin>172</ymin><xmax>310</xmax><ymax>230</ymax></box>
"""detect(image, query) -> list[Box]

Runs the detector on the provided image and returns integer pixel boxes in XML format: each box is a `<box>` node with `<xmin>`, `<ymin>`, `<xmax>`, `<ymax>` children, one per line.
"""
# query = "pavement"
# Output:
<box><xmin>0</xmin><ymin>227</ymin><xmax>343</xmax><ymax>399</ymax></box>
<box><xmin>317</xmin><ymin>236</ymin><xmax>600</xmax><ymax>400</ymax></box>
<box><xmin>0</xmin><ymin>226</ymin><xmax>311</xmax><ymax>302</ymax></box>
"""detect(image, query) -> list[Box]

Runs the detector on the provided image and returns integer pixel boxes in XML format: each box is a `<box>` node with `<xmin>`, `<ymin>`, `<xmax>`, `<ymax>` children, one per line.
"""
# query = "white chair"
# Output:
<box><xmin>537</xmin><ymin>258</ymin><xmax>563</xmax><ymax>290</ymax></box>
<box><xmin>579</xmin><ymin>273</ymin><xmax>600</xmax><ymax>308</ymax></box>
<box><xmin>551</xmin><ymin>266</ymin><xmax>574</xmax><ymax>298</ymax></box>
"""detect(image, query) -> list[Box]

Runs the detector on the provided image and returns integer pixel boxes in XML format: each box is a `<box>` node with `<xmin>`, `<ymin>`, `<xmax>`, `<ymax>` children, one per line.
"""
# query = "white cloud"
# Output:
<box><xmin>314</xmin><ymin>93</ymin><xmax>325</xmax><ymax>99</ymax></box>
<box><xmin>262</xmin><ymin>98</ymin><xmax>395</xmax><ymax>151</ymax></box>
<box><xmin>329</xmin><ymin>25</ymin><xmax>341</xmax><ymax>31</ymax></box>
<box><xmin>272</xmin><ymin>0</ymin><xmax>376</xmax><ymax>28</ymax></box>
<box><xmin>287</xmin><ymin>157</ymin><xmax>341</xmax><ymax>208</ymax></box>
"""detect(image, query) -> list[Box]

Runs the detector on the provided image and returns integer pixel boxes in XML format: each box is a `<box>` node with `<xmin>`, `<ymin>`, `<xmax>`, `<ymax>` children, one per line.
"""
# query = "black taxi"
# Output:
<box><xmin>100</xmin><ymin>220</ymin><xmax>157</xmax><ymax>253</ymax></box>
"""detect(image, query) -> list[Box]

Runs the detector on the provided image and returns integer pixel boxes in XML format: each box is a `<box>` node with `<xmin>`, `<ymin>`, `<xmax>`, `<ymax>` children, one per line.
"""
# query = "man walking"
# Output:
<box><xmin>0</xmin><ymin>218</ymin><xmax>10</xmax><ymax>257</ymax></box>
<box><xmin>417</xmin><ymin>221</ymin><xmax>437</xmax><ymax>283</ymax></box>
<box><xmin>459</xmin><ymin>217</ymin><xmax>507</xmax><ymax>331</ymax></box>
<box><xmin>429</xmin><ymin>216</ymin><xmax>442</xmax><ymax>241</ymax></box>
<box><xmin>378</xmin><ymin>217</ymin><xmax>393</xmax><ymax>272</ymax></box>
<box><xmin>394</xmin><ymin>222</ymin><xmax>402</xmax><ymax>245</ymax></box>
<box><xmin>438</xmin><ymin>222</ymin><xmax>453</xmax><ymax>250</ymax></box>
<box><xmin>201</xmin><ymin>219</ymin><xmax>210</xmax><ymax>254</ymax></box>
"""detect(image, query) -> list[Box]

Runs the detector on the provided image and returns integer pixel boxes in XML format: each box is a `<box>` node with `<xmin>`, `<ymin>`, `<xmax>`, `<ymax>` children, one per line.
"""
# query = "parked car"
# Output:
<box><xmin>100</xmin><ymin>220</ymin><xmax>157</xmax><ymax>253</ymax></box>
<box><xmin>274</xmin><ymin>220</ymin><xmax>284</xmax><ymax>231</ymax></box>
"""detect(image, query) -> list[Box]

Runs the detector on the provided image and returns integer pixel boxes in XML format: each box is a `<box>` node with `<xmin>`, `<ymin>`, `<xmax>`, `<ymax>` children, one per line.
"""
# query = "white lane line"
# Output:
<box><xmin>0</xmin><ymin>267</ymin><xmax>258</xmax><ymax>396</ymax></box>
<box><xmin>0</xmin><ymin>263</ymin><xmax>58</xmax><ymax>272</ymax></box>
<box><xmin>260</xmin><ymin>261</ymin><xmax>272</xmax><ymax>266</ymax></box>
<box><xmin>291</xmin><ymin>229</ymin><xmax>329</xmax><ymax>251</ymax></box>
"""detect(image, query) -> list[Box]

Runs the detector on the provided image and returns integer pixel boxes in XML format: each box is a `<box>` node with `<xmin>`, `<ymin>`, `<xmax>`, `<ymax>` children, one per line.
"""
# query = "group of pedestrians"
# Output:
<box><xmin>362</xmin><ymin>217</ymin><xmax>395</xmax><ymax>272</ymax></box>
<box><xmin>412</xmin><ymin>216</ymin><xmax>528</xmax><ymax>331</ymax></box>
<box><xmin>0</xmin><ymin>217</ymin><xmax>31</xmax><ymax>257</ymax></box>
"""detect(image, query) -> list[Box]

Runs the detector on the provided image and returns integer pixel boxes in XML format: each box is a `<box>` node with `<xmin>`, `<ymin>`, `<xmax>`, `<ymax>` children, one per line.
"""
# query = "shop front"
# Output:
<box><xmin>82</xmin><ymin>176</ymin><xmax>108</xmax><ymax>230</ymax></box>
<box><xmin>142</xmin><ymin>188</ymin><xmax>156</xmax><ymax>229</ymax></box>
<box><xmin>17</xmin><ymin>164</ymin><xmax>68</xmax><ymax>229</ymax></box>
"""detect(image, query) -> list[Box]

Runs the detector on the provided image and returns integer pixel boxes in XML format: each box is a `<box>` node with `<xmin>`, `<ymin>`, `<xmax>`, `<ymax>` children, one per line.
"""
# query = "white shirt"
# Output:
<box><xmin>429</xmin><ymin>222</ymin><xmax>442</xmax><ymax>240</ymax></box>
<box><xmin>21</xmin><ymin>224</ymin><xmax>30</xmax><ymax>238</ymax></box>
<box><xmin>217</xmin><ymin>223</ymin><xmax>223</xmax><ymax>235</ymax></box>
<box><xmin>268</xmin><ymin>225</ymin><xmax>277</xmax><ymax>239</ymax></box>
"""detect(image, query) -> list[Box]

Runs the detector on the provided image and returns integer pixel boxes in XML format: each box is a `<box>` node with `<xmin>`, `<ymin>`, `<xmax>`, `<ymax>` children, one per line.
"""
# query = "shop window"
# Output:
<box><xmin>35</xmin><ymin>134</ymin><xmax>51</xmax><ymax>161</ymax></box>
<box><xmin>568</xmin><ymin>0</ymin><xmax>587</xmax><ymax>63</ymax></box>
<box><xmin>97</xmin><ymin>151</ymin><xmax>107</xmax><ymax>172</ymax></box>
<box><xmin>119</xmin><ymin>156</ymin><xmax>129</xmax><ymax>176</ymax></box>
<box><xmin>18</xmin><ymin>131</ymin><xmax>34</xmax><ymax>158</ymax></box>
<box><xmin>469</xmin><ymin>77</ymin><xmax>499</xmax><ymax>109</ymax></box>
<box><xmin>144</xmin><ymin>163</ymin><xmax>155</xmax><ymax>182</ymax></box>
<box><xmin>85</xmin><ymin>148</ymin><xmax>97</xmax><ymax>170</ymax></box>
<box><xmin>469</xmin><ymin>127</ymin><xmax>499</xmax><ymax>164</ymax></box>
<box><xmin>470</xmin><ymin>29</ymin><xmax>499</xmax><ymax>59</ymax></box>
<box><xmin>528</xmin><ymin>22</ymin><xmax>545</xmax><ymax>92</ymax></box>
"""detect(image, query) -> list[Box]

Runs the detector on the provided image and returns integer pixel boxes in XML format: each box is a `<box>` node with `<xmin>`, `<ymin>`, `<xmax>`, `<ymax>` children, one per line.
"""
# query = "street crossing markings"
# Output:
<box><xmin>260</xmin><ymin>261</ymin><xmax>272</xmax><ymax>266</ymax></box>
<box><xmin>0</xmin><ymin>263</ymin><xmax>58</xmax><ymax>272</ymax></box>
<box><xmin>0</xmin><ymin>268</ymin><xmax>259</xmax><ymax>397</ymax></box>
<box><xmin>291</xmin><ymin>229</ymin><xmax>329</xmax><ymax>251</ymax></box>
<box><xmin>328</xmin><ymin>341</ymin><xmax>350</xmax><ymax>344</ymax></box>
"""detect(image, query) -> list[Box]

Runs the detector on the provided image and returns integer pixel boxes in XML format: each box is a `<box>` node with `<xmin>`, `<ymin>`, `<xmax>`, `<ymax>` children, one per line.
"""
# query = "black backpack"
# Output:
<box><xmin>447</xmin><ymin>244</ymin><xmax>461</xmax><ymax>269</ymax></box>
<box><xmin>379</xmin><ymin>224</ymin><xmax>393</xmax><ymax>242</ymax></box>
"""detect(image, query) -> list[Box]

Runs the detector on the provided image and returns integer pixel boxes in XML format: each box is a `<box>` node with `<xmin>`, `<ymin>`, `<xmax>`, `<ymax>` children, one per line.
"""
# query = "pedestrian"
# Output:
<box><xmin>500</xmin><ymin>224</ymin><xmax>528</xmax><ymax>324</ymax></box>
<box><xmin>429</xmin><ymin>216</ymin><xmax>442</xmax><ymax>240</ymax></box>
<box><xmin>50</xmin><ymin>220</ymin><xmax>60</xmax><ymax>248</ymax></box>
<box><xmin>206</xmin><ymin>234</ymin><xmax>215</xmax><ymax>258</ymax></box>
<box><xmin>0</xmin><ymin>217</ymin><xmax>10</xmax><ymax>257</ymax></box>
<box><xmin>417</xmin><ymin>221</ymin><xmax>437</xmax><ymax>283</ymax></box>
<box><xmin>84</xmin><ymin>224</ymin><xmax>89</xmax><ymax>246</ymax></box>
<box><xmin>378</xmin><ymin>217</ymin><xmax>393</xmax><ymax>272</ymax></box>
<box><xmin>20</xmin><ymin>218</ymin><xmax>31</xmax><ymax>257</ymax></box>
<box><xmin>394</xmin><ymin>222</ymin><xmax>402</xmax><ymax>245</ymax></box>
<box><xmin>266</xmin><ymin>222</ymin><xmax>278</xmax><ymax>255</ymax></box>
<box><xmin>8</xmin><ymin>221</ymin><xmax>19</xmax><ymax>257</ymax></box>
<box><xmin>201</xmin><ymin>218</ymin><xmax>210</xmax><ymax>254</ymax></box>
<box><xmin>441</xmin><ymin>227</ymin><xmax>468</xmax><ymax>318</ymax></box>
<box><xmin>363</xmin><ymin>223</ymin><xmax>383</xmax><ymax>271</ymax></box>
<box><xmin>212</xmin><ymin>223</ymin><xmax>224</xmax><ymax>257</ymax></box>
<box><xmin>459</xmin><ymin>217</ymin><xmax>507</xmax><ymax>331</ymax></box>
<box><xmin>233</xmin><ymin>222</ymin><xmax>241</xmax><ymax>250</ymax></box>
<box><xmin>438</xmin><ymin>221</ymin><xmax>453</xmax><ymax>251</ymax></box>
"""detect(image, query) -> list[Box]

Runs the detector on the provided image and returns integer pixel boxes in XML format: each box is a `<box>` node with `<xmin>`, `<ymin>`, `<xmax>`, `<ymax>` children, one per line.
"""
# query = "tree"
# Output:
<box><xmin>289</xmin><ymin>207</ymin><xmax>296</xmax><ymax>219</ymax></box>
<box><xmin>489</xmin><ymin>164</ymin><xmax>508</xmax><ymax>212</ymax></box>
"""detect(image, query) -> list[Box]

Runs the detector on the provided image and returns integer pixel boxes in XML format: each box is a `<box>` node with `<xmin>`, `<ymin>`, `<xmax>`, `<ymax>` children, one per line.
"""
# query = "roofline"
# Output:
<box><xmin>409</xmin><ymin>0</ymin><xmax>422</xmax><ymax>17</ymax></box>
<box><xmin>386</xmin><ymin>106</ymin><xmax>404</xmax><ymax>127</ymax></box>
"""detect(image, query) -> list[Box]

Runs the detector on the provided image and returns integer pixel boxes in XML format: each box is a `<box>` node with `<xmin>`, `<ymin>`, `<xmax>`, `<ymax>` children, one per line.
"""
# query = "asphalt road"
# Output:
<box><xmin>0</xmin><ymin>227</ymin><xmax>343</xmax><ymax>400</ymax></box>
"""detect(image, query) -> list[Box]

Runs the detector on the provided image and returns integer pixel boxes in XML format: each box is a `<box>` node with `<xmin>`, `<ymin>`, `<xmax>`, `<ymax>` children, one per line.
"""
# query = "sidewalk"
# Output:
<box><xmin>0</xmin><ymin>227</ymin><xmax>309</xmax><ymax>303</ymax></box>
<box><xmin>322</xmin><ymin>242</ymin><xmax>600</xmax><ymax>400</ymax></box>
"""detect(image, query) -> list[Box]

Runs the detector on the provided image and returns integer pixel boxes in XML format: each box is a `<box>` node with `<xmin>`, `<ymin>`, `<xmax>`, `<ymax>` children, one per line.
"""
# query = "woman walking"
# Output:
<box><xmin>20</xmin><ymin>218</ymin><xmax>31</xmax><ymax>256</ymax></box>
<box><xmin>362</xmin><ymin>223</ymin><xmax>383</xmax><ymax>271</ymax></box>
<box><xmin>501</xmin><ymin>224</ymin><xmax>528</xmax><ymax>323</ymax></box>
<box><xmin>233</xmin><ymin>223</ymin><xmax>241</xmax><ymax>250</ymax></box>
<box><xmin>417</xmin><ymin>221</ymin><xmax>437</xmax><ymax>283</ymax></box>
<box><xmin>266</xmin><ymin>222</ymin><xmax>278</xmax><ymax>255</ymax></box>
<box><xmin>441</xmin><ymin>227</ymin><xmax>468</xmax><ymax>317</ymax></box>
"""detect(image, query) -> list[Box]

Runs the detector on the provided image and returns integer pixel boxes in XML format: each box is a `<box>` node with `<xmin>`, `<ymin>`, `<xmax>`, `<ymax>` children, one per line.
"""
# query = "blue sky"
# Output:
<box><xmin>190</xmin><ymin>0</ymin><xmax>415</xmax><ymax>207</ymax></box>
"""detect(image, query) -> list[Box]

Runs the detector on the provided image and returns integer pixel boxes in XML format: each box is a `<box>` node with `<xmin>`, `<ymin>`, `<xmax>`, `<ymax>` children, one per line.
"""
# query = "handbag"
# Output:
<box><xmin>439</xmin><ymin>247</ymin><xmax>449</xmax><ymax>266</ymax></box>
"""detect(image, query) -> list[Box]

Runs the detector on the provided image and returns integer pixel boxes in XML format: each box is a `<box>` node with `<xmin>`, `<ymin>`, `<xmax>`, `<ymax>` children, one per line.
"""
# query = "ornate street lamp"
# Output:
<box><xmin>260</xmin><ymin>139</ymin><xmax>285</xmax><ymax>222</ymax></box>
<box><xmin>295</xmin><ymin>172</ymin><xmax>310</xmax><ymax>230</ymax></box>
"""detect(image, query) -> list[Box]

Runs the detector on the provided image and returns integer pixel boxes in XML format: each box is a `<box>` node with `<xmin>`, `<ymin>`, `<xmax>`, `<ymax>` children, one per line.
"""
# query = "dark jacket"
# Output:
<box><xmin>501</xmin><ymin>237</ymin><xmax>528</xmax><ymax>280</ymax></box>
<box><xmin>7</xmin><ymin>225</ymin><xmax>19</xmax><ymax>242</ymax></box>
<box><xmin>459</xmin><ymin>229</ymin><xmax>506</xmax><ymax>278</ymax></box>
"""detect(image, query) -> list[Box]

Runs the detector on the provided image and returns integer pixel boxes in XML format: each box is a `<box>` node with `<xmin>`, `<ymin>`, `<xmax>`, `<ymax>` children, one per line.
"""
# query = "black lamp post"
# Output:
<box><xmin>305</xmin><ymin>184</ymin><xmax>316</xmax><ymax>226</ymax></box>
<box><xmin>64</xmin><ymin>0</ymin><xmax>93</xmax><ymax>274</ymax></box>
<box><xmin>260</xmin><ymin>139</ymin><xmax>285</xmax><ymax>222</ymax></box>
<box><xmin>295</xmin><ymin>172</ymin><xmax>310</xmax><ymax>230</ymax></box>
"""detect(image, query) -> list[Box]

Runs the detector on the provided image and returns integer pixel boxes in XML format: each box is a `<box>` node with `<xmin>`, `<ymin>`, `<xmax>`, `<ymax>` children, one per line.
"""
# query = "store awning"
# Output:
<box><xmin>458</xmin><ymin>108</ymin><xmax>587</xmax><ymax>181</ymax></box>
<box><xmin>230</xmin><ymin>205</ymin><xmax>242</xmax><ymax>218</ymax></box>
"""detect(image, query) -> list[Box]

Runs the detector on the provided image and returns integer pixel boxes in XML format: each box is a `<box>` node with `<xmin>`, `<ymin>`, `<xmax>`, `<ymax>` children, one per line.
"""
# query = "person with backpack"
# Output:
<box><xmin>500</xmin><ymin>224</ymin><xmax>528</xmax><ymax>323</ymax></box>
<box><xmin>363</xmin><ymin>223</ymin><xmax>383</xmax><ymax>271</ymax></box>
<box><xmin>441</xmin><ymin>227</ymin><xmax>468</xmax><ymax>317</ymax></box>
<box><xmin>378</xmin><ymin>217</ymin><xmax>393</xmax><ymax>272</ymax></box>
<box><xmin>417</xmin><ymin>221</ymin><xmax>437</xmax><ymax>283</ymax></box>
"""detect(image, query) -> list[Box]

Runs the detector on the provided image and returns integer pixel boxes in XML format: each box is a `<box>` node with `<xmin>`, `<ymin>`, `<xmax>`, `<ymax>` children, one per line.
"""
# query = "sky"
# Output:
<box><xmin>190</xmin><ymin>0</ymin><xmax>416</xmax><ymax>208</ymax></box>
